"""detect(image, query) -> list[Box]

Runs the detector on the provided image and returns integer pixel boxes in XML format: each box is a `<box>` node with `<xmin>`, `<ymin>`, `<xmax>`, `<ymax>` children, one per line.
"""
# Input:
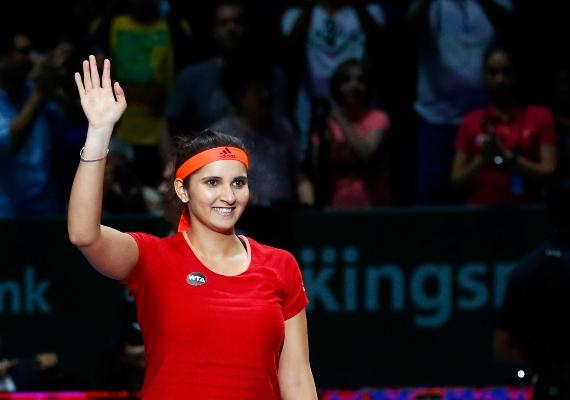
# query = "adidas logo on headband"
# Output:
<box><xmin>219</xmin><ymin>147</ymin><xmax>237</xmax><ymax>159</ymax></box>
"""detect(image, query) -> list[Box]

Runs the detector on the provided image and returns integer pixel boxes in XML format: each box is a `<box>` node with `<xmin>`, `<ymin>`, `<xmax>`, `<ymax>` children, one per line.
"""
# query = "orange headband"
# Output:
<box><xmin>176</xmin><ymin>146</ymin><xmax>249</xmax><ymax>180</ymax></box>
<box><xmin>176</xmin><ymin>146</ymin><xmax>249</xmax><ymax>232</ymax></box>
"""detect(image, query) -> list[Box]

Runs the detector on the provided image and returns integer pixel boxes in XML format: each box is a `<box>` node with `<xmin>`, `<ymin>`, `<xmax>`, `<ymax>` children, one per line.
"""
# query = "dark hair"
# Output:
<box><xmin>329</xmin><ymin>58</ymin><xmax>372</xmax><ymax>105</ymax></box>
<box><xmin>170</xmin><ymin>129</ymin><xmax>247</xmax><ymax>210</ymax></box>
<box><xmin>173</xmin><ymin>128</ymin><xmax>247</xmax><ymax>183</ymax></box>
<box><xmin>220</xmin><ymin>61</ymin><xmax>273</xmax><ymax>107</ymax></box>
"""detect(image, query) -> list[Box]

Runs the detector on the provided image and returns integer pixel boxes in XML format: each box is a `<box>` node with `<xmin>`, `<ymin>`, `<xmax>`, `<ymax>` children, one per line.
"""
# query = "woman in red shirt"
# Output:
<box><xmin>451</xmin><ymin>47</ymin><xmax>557</xmax><ymax>205</ymax></box>
<box><xmin>324</xmin><ymin>59</ymin><xmax>391</xmax><ymax>208</ymax></box>
<box><xmin>67</xmin><ymin>56</ymin><xmax>317</xmax><ymax>399</ymax></box>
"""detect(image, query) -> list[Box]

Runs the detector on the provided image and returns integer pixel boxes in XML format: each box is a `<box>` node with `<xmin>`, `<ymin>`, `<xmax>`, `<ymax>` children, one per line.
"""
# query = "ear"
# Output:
<box><xmin>174</xmin><ymin>179</ymin><xmax>189</xmax><ymax>203</ymax></box>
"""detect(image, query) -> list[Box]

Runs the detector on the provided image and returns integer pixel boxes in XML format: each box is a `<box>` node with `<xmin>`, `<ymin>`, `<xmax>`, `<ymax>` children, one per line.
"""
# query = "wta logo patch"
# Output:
<box><xmin>186</xmin><ymin>272</ymin><xmax>207</xmax><ymax>286</ymax></box>
<box><xmin>219</xmin><ymin>147</ymin><xmax>237</xmax><ymax>160</ymax></box>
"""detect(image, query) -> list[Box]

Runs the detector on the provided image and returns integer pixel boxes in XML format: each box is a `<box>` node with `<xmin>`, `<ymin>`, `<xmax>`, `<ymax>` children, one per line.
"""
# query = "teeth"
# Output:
<box><xmin>213</xmin><ymin>207</ymin><xmax>234</xmax><ymax>216</ymax></box>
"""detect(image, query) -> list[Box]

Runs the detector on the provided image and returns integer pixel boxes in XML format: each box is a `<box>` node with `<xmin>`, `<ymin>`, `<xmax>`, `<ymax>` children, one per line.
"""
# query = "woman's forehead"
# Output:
<box><xmin>194</xmin><ymin>159</ymin><xmax>247</xmax><ymax>177</ymax></box>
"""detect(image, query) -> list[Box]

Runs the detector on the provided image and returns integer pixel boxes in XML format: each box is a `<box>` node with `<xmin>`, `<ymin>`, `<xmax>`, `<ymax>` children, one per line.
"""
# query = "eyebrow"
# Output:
<box><xmin>200</xmin><ymin>175</ymin><xmax>248</xmax><ymax>181</ymax></box>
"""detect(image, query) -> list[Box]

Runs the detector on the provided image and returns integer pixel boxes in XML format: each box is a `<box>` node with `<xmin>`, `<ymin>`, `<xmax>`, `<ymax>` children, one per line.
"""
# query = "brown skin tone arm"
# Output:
<box><xmin>452</xmin><ymin>140</ymin><xmax>556</xmax><ymax>187</ymax></box>
<box><xmin>279</xmin><ymin>310</ymin><xmax>318</xmax><ymax>400</ymax></box>
<box><xmin>506</xmin><ymin>145</ymin><xmax>557</xmax><ymax>180</ymax></box>
<box><xmin>451</xmin><ymin>152</ymin><xmax>487</xmax><ymax>187</ymax></box>
<box><xmin>68</xmin><ymin>56</ymin><xmax>138</xmax><ymax>281</ymax></box>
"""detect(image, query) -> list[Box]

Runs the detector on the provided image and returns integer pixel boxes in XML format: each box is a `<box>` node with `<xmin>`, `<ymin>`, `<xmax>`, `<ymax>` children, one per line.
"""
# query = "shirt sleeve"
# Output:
<box><xmin>536</xmin><ymin>107</ymin><xmax>557</xmax><ymax>146</ymax></box>
<box><xmin>282</xmin><ymin>252</ymin><xmax>309</xmax><ymax>320</ymax></box>
<box><xmin>121</xmin><ymin>232</ymin><xmax>157</xmax><ymax>295</ymax></box>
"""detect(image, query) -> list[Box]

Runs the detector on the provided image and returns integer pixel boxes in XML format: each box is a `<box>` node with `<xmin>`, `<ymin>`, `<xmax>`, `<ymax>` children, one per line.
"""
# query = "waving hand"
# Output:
<box><xmin>75</xmin><ymin>55</ymin><xmax>126</xmax><ymax>129</ymax></box>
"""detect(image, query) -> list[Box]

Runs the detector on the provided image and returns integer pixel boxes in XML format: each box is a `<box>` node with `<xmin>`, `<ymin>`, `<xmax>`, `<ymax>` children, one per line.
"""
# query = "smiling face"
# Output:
<box><xmin>176</xmin><ymin>160</ymin><xmax>249</xmax><ymax>234</ymax></box>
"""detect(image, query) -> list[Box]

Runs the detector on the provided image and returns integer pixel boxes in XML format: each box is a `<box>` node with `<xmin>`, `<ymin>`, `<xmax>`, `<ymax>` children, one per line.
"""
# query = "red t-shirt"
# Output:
<box><xmin>123</xmin><ymin>232</ymin><xmax>309</xmax><ymax>399</ymax></box>
<box><xmin>327</xmin><ymin>109</ymin><xmax>391</xmax><ymax>208</ymax></box>
<box><xmin>455</xmin><ymin>105</ymin><xmax>557</xmax><ymax>205</ymax></box>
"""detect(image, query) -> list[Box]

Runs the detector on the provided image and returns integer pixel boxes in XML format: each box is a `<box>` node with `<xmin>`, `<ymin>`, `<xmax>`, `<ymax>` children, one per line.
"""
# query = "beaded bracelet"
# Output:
<box><xmin>79</xmin><ymin>147</ymin><xmax>109</xmax><ymax>162</ymax></box>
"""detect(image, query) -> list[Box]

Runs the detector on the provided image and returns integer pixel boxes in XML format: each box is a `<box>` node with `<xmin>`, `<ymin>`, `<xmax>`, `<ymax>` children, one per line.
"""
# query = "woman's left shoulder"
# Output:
<box><xmin>247</xmin><ymin>237</ymin><xmax>297</xmax><ymax>265</ymax></box>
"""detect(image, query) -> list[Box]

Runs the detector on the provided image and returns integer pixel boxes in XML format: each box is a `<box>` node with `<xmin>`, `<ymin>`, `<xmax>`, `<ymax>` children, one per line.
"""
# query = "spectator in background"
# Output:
<box><xmin>100</xmin><ymin>300</ymin><xmax>145</xmax><ymax>394</ymax></box>
<box><xmin>451</xmin><ymin>47</ymin><xmax>557</xmax><ymax>205</ymax></box>
<box><xmin>0</xmin><ymin>336</ymin><xmax>79</xmax><ymax>392</ymax></box>
<box><xmin>407</xmin><ymin>0</ymin><xmax>513</xmax><ymax>205</ymax></box>
<box><xmin>495</xmin><ymin>182</ymin><xmax>570</xmax><ymax>400</ymax></box>
<box><xmin>282</xmin><ymin>0</ymin><xmax>387</xmax><ymax>159</ymax></box>
<box><xmin>103</xmin><ymin>147</ymin><xmax>150</xmax><ymax>215</ymax></box>
<box><xmin>94</xmin><ymin>0</ymin><xmax>175</xmax><ymax>186</ymax></box>
<box><xmin>0</xmin><ymin>32</ymin><xmax>66</xmax><ymax>218</ymax></box>
<box><xmin>157</xmin><ymin>160</ymin><xmax>179</xmax><ymax>228</ymax></box>
<box><xmin>309</xmin><ymin>59</ymin><xmax>390</xmax><ymax>209</ymax></box>
<box><xmin>166</xmin><ymin>0</ymin><xmax>288</xmax><ymax>138</ymax></box>
<box><xmin>213</xmin><ymin>62</ymin><xmax>313</xmax><ymax>206</ymax></box>
<box><xmin>48</xmin><ymin>42</ymin><xmax>90</xmax><ymax>203</ymax></box>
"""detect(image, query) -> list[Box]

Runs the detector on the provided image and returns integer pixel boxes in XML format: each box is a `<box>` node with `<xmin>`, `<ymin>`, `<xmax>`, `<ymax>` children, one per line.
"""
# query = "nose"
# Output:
<box><xmin>220</xmin><ymin>183</ymin><xmax>236</xmax><ymax>204</ymax></box>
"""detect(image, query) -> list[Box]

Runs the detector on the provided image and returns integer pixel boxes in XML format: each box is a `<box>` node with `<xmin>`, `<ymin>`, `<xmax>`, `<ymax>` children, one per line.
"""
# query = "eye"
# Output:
<box><xmin>205</xmin><ymin>179</ymin><xmax>218</xmax><ymax>187</ymax></box>
<box><xmin>232</xmin><ymin>178</ymin><xmax>247</xmax><ymax>188</ymax></box>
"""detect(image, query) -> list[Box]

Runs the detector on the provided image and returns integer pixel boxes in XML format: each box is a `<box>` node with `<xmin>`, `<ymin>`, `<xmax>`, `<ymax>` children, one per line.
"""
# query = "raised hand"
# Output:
<box><xmin>75</xmin><ymin>55</ymin><xmax>126</xmax><ymax>129</ymax></box>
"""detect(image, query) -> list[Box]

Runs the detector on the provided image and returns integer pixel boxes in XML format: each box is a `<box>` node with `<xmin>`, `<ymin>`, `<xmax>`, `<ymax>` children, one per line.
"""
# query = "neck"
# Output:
<box><xmin>186</xmin><ymin>220</ymin><xmax>242</xmax><ymax>258</ymax></box>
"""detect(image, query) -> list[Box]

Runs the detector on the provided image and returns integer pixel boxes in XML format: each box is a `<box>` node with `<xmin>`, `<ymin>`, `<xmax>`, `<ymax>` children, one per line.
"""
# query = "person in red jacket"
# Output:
<box><xmin>451</xmin><ymin>46</ymin><xmax>557</xmax><ymax>205</ymax></box>
<box><xmin>68</xmin><ymin>55</ymin><xmax>317</xmax><ymax>400</ymax></box>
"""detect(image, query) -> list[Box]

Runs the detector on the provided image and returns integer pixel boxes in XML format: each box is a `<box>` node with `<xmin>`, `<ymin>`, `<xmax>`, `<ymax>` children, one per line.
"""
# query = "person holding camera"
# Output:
<box><xmin>0</xmin><ymin>32</ymin><xmax>71</xmax><ymax>217</ymax></box>
<box><xmin>451</xmin><ymin>46</ymin><xmax>557</xmax><ymax>205</ymax></box>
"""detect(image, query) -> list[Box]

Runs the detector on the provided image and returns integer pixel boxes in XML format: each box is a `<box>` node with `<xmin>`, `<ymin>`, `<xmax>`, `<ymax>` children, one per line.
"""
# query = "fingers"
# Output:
<box><xmin>74</xmin><ymin>72</ymin><xmax>85</xmax><ymax>101</ymax></box>
<box><xmin>102</xmin><ymin>59</ymin><xmax>111</xmax><ymax>88</ymax></box>
<box><xmin>89</xmin><ymin>54</ymin><xmax>100</xmax><ymax>88</ymax></box>
<box><xmin>82</xmin><ymin>60</ymin><xmax>92</xmax><ymax>90</ymax></box>
<box><xmin>114</xmin><ymin>81</ymin><xmax>127</xmax><ymax>107</ymax></box>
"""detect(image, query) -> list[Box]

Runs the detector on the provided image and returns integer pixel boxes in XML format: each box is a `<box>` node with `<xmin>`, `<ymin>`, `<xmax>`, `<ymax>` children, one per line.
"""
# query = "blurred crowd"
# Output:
<box><xmin>2</xmin><ymin>0</ymin><xmax>570</xmax><ymax>395</ymax></box>
<box><xmin>2</xmin><ymin>0</ymin><xmax>570</xmax><ymax>220</ymax></box>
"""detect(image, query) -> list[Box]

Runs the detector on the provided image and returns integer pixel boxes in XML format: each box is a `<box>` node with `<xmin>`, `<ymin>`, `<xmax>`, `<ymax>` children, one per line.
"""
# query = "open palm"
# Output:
<box><xmin>75</xmin><ymin>55</ymin><xmax>126</xmax><ymax>129</ymax></box>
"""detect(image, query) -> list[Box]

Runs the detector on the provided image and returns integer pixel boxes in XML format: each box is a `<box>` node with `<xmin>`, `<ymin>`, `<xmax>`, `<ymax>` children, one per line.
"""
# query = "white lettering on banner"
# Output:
<box><xmin>298</xmin><ymin>246</ymin><xmax>516</xmax><ymax>328</ymax></box>
<box><xmin>0</xmin><ymin>267</ymin><xmax>51</xmax><ymax>314</ymax></box>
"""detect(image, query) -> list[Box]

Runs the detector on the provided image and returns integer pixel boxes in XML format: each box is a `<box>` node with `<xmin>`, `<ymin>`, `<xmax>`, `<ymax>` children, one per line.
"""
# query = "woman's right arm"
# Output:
<box><xmin>68</xmin><ymin>55</ymin><xmax>138</xmax><ymax>281</ymax></box>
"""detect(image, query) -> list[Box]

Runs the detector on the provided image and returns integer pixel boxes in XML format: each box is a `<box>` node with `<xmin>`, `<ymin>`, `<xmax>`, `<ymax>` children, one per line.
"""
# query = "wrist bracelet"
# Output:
<box><xmin>79</xmin><ymin>147</ymin><xmax>109</xmax><ymax>162</ymax></box>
